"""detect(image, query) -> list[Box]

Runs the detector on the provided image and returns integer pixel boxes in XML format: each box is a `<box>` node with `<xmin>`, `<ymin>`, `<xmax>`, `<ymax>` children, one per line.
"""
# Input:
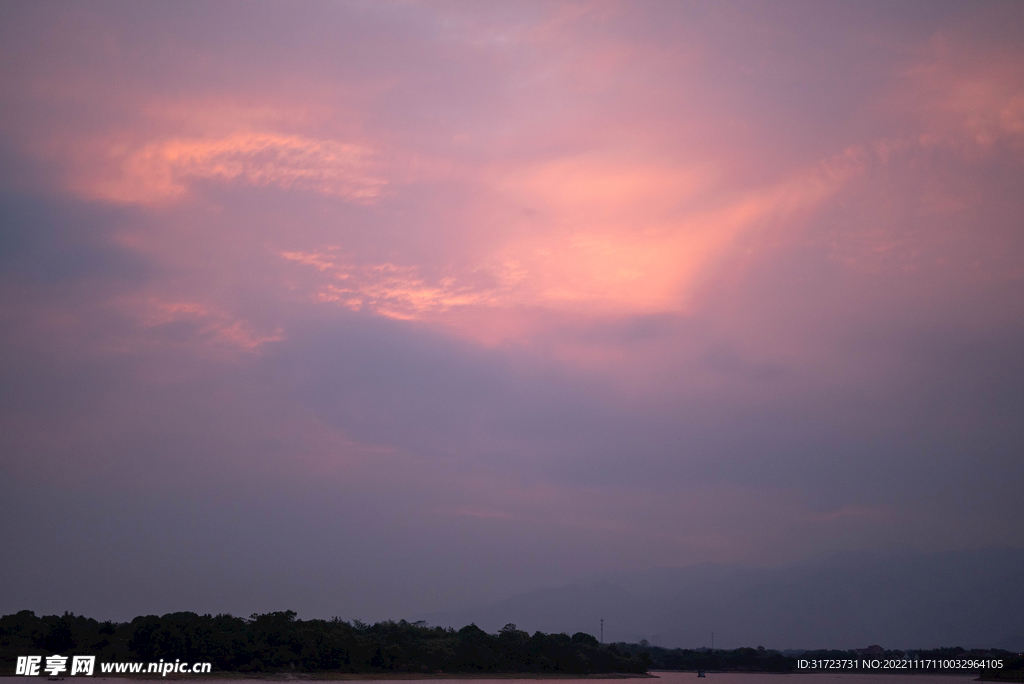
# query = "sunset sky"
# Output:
<box><xmin>1</xmin><ymin>0</ymin><xmax>1023</xmax><ymax>624</ymax></box>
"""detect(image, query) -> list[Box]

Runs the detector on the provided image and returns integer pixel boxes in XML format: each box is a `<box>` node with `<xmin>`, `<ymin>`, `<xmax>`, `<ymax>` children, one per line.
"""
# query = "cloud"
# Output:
<box><xmin>1</xmin><ymin>0</ymin><xmax>1023</xmax><ymax>624</ymax></box>
<box><xmin>896</xmin><ymin>33</ymin><xmax>1024</xmax><ymax>154</ymax></box>
<box><xmin>64</xmin><ymin>131</ymin><xmax>386</xmax><ymax>205</ymax></box>
<box><xmin>111</xmin><ymin>297</ymin><xmax>285</xmax><ymax>355</ymax></box>
<box><xmin>281</xmin><ymin>249</ymin><xmax>509</xmax><ymax>320</ymax></box>
<box><xmin>279</xmin><ymin>147</ymin><xmax>866</xmax><ymax>339</ymax></box>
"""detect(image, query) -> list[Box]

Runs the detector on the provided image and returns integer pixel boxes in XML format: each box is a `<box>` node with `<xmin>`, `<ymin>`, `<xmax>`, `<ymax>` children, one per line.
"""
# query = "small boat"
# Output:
<box><xmin>698</xmin><ymin>671</ymin><xmax>706</xmax><ymax>677</ymax></box>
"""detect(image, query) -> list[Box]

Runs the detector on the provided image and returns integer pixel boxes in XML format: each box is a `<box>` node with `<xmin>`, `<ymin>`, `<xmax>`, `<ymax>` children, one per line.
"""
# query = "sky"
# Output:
<box><xmin>1</xmin><ymin>0</ymin><xmax>1023</xmax><ymax>624</ymax></box>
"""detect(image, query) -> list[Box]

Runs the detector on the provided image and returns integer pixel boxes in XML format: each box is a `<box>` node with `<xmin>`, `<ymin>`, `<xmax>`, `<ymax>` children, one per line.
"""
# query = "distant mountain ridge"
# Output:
<box><xmin>416</xmin><ymin>547</ymin><xmax>1024</xmax><ymax>651</ymax></box>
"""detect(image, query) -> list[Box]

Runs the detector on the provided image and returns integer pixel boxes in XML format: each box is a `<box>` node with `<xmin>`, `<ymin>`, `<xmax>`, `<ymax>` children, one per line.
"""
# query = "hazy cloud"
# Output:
<box><xmin>1</xmin><ymin>0</ymin><xmax>1022</xmax><ymax>626</ymax></box>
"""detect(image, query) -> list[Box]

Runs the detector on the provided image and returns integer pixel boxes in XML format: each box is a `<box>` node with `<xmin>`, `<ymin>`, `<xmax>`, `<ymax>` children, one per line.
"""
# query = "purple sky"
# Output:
<box><xmin>1</xmin><ymin>0</ymin><xmax>1023</xmax><ymax>623</ymax></box>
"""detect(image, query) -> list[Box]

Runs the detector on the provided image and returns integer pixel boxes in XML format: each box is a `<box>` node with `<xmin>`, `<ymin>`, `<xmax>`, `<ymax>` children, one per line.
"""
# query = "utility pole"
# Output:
<box><xmin>711</xmin><ymin>632</ymin><xmax>714</xmax><ymax>651</ymax></box>
<box><xmin>600</xmin><ymin>619</ymin><xmax>604</xmax><ymax>644</ymax></box>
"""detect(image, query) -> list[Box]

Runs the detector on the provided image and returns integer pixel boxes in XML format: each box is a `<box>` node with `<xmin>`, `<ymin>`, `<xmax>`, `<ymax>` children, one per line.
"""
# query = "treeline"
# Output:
<box><xmin>617</xmin><ymin>642</ymin><xmax>1023</xmax><ymax>674</ymax></box>
<box><xmin>4</xmin><ymin>610</ymin><xmax>1021</xmax><ymax>677</ymax></box>
<box><xmin>618</xmin><ymin>644</ymin><xmax>793</xmax><ymax>672</ymax></box>
<box><xmin>0</xmin><ymin>610</ymin><xmax>648</xmax><ymax>674</ymax></box>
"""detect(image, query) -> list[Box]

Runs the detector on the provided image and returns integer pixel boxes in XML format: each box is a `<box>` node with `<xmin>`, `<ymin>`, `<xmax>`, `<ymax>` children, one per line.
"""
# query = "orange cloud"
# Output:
<box><xmin>68</xmin><ymin>131</ymin><xmax>386</xmax><ymax>205</ymax></box>
<box><xmin>282</xmin><ymin>147</ymin><xmax>864</xmax><ymax>334</ymax></box>
<box><xmin>504</xmin><ymin>146</ymin><xmax>863</xmax><ymax>314</ymax></box>
<box><xmin>281</xmin><ymin>249</ymin><xmax>515</xmax><ymax>321</ymax></box>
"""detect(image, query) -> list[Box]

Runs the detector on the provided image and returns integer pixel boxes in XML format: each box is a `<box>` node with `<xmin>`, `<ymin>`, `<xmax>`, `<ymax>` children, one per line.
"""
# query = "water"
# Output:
<box><xmin>0</xmin><ymin>675</ymin><xmax>982</xmax><ymax>684</ymax></box>
<box><xmin>650</xmin><ymin>672</ymin><xmax>979</xmax><ymax>684</ymax></box>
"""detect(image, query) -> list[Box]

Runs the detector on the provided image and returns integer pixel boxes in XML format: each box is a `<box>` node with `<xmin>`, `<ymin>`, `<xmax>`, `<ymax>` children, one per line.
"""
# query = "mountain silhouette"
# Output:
<box><xmin>418</xmin><ymin>547</ymin><xmax>1024</xmax><ymax>650</ymax></box>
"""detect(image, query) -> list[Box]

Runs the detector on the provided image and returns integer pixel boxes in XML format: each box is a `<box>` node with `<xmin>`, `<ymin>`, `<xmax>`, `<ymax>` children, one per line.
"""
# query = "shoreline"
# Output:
<box><xmin>0</xmin><ymin>675</ymin><xmax>657</xmax><ymax>681</ymax></box>
<box><xmin>1</xmin><ymin>673</ymin><xmax>1003</xmax><ymax>681</ymax></box>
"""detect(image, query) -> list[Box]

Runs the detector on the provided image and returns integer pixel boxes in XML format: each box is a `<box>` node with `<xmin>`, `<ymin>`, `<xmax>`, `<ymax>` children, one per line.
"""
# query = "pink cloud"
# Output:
<box><xmin>2</xmin><ymin>2</ymin><xmax>1023</xmax><ymax>609</ymax></box>
<box><xmin>57</xmin><ymin>131</ymin><xmax>386</xmax><ymax>205</ymax></box>
<box><xmin>888</xmin><ymin>33</ymin><xmax>1024</xmax><ymax>154</ymax></box>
